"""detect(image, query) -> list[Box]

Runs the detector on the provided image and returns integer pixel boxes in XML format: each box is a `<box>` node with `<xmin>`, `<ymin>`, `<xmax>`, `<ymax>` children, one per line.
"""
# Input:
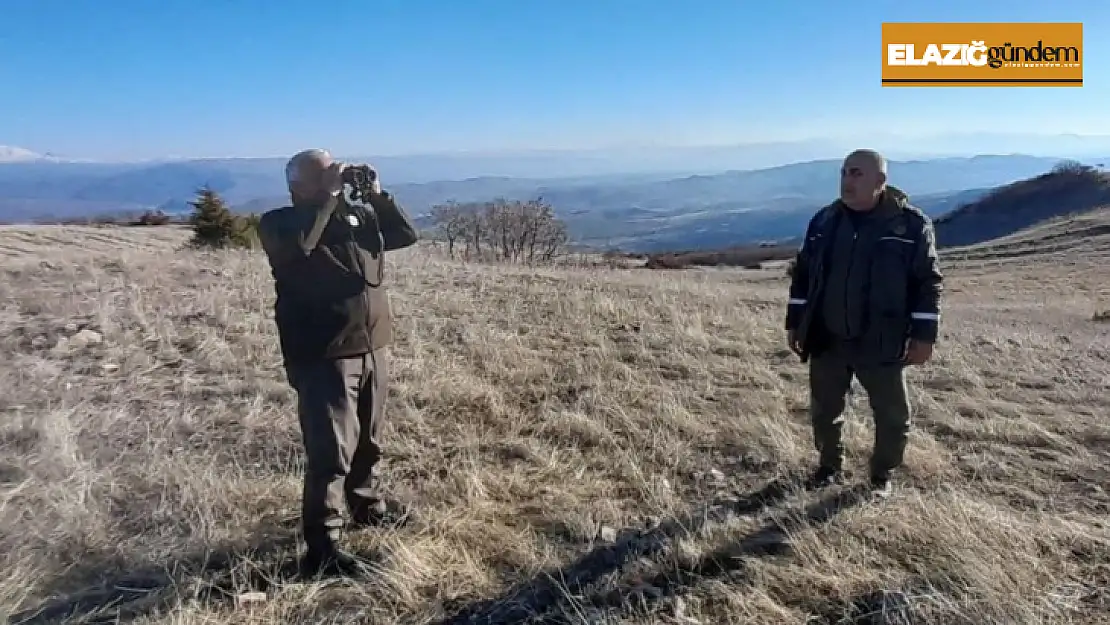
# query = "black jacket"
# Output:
<box><xmin>785</xmin><ymin>186</ymin><xmax>943</xmax><ymax>364</ymax></box>
<box><xmin>258</xmin><ymin>190</ymin><xmax>419</xmax><ymax>363</ymax></box>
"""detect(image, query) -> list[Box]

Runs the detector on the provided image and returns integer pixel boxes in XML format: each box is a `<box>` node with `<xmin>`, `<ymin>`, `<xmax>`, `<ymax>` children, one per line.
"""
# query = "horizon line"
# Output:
<box><xmin>7</xmin><ymin>131</ymin><xmax>1110</xmax><ymax>164</ymax></box>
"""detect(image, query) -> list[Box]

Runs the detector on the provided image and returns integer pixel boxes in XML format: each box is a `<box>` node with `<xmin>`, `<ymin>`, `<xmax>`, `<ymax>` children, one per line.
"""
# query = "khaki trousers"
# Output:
<box><xmin>285</xmin><ymin>348</ymin><xmax>388</xmax><ymax>547</ymax></box>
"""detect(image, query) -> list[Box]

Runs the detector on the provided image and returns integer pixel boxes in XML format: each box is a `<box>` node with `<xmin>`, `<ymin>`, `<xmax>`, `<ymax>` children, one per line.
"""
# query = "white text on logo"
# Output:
<box><xmin>887</xmin><ymin>42</ymin><xmax>988</xmax><ymax>66</ymax></box>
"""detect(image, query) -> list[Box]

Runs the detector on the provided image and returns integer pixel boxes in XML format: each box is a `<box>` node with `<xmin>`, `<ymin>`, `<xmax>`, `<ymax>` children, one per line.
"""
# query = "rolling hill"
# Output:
<box><xmin>934</xmin><ymin>162</ymin><xmax>1110</xmax><ymax>249</ymax></box>
<box><xmin>941</xmin><ymin>204</ymin><xmax>1110</xmax><ymax>264</ymax></box>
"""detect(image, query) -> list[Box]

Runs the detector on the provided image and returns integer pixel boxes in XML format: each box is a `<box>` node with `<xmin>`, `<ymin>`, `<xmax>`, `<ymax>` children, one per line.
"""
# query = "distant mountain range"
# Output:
<box><xmin>0</xmin><ymin>143</ymin><xmax>1104</xmax><ymax>252</ymax></box>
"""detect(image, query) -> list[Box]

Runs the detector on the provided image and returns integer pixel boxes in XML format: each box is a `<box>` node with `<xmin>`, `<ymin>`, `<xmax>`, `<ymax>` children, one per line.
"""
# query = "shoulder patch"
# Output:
<box><xmin>900</xmin><ymin>204</ymin><xmax>931</xmax><ymax>230</ymax></box>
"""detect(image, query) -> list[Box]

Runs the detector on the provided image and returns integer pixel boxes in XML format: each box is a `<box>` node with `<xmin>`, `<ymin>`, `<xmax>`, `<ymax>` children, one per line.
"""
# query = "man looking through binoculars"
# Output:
<box><xmin>257</xmin><ymin>148</ymin><xmax>419</xmax><ymax>576</ymax></box>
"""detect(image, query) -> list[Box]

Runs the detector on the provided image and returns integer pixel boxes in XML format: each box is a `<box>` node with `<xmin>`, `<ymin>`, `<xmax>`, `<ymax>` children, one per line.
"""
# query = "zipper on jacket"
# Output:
<box><xmin>845</xmin><ymin>228</ymin><xmax>858</xmax><ymax>337</ymax></box>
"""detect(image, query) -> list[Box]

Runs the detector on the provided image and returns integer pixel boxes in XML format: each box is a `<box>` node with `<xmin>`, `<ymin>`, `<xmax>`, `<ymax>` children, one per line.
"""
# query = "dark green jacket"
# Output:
<box><xmin>785</xmin><ymin>186</ymin><xmax>943</xmax><ymax>364</ymax></box>
<box><xmin>258</xmin><ymin>190</ymin><xmax>419</xmax><ymax>363</ymax></box>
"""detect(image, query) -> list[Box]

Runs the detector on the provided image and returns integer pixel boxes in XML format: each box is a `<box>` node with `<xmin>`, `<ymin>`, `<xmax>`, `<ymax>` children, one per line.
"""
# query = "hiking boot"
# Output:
<box><xmin>869</xmin><ymin>473</ymin><xmax>893</xmax><ymax>499</ymax></box>
<box><xmin>298</xmin><ymin>543</ymin><xmax>367</xmax><ymax>578</ymax></box>
<box><xmin>349</xmin><ymin>498</ymin><xmax>413</xmax><ymax>529</ymax></box>
<box><xmin>806</xmin><ymin>465</ymin><xmax>846</xmax><ymax>489</ymax></box>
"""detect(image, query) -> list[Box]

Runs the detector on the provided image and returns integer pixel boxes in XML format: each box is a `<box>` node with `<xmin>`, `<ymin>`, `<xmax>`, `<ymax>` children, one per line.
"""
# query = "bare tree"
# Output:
<box><xmin>428</xmin><ymin>197</ymin><xmax>568</xmax><ymax>264</ymax></box>
<box><xmin>429</xmin><ymin>201</ymin><xmax>467</xmax><ymax>258</ymax></box>
<box><xmin>1051</xmin><ymin>159</ymin><xmax>1093</xmax><ymax>176</ymax></box>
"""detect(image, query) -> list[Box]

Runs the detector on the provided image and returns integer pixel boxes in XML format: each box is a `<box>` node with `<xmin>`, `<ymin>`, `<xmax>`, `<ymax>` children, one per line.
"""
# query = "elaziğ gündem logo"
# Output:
<box><xmin>881</xmin><ymin>22</ymin><xmax>1083</xmax><ymax>87</ymax></box>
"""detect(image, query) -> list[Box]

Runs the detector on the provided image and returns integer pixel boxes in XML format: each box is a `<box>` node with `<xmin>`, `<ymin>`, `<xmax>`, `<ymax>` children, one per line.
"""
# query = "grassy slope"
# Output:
<box><xmin>0</xmin><ymin>222</ymin><xmax>1107</xmax><ymax>624</ymax></box>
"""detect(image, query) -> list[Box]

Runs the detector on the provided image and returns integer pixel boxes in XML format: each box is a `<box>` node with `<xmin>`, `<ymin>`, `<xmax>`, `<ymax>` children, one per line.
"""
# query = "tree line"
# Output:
<box><xmin>427</xmin><ymin>198</ymin><xmax>569</xmax><ymax>263</ymax></box>
<box><xmin>27</xmin><ymin>187</ymin><xmax>264</xmax><ymax>249</ymax></box>
<box><xmin>29</xmin><ymin>209</ymin><xmax>178</xmax><ymax>227</ymax></box>
<box><xmin>23</xmin><ymin>189</ymin><xmax>575</xmax><ymax>263</ymax></box>
<box><xmin>181</xmin><ymin>191</ymin><xmax>574</xmax><ymax>262</ymax></box>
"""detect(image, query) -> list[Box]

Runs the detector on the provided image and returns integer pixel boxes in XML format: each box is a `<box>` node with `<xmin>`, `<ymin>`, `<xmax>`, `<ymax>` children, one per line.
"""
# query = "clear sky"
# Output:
<box><xmin>1</xmin><ymin>0</ymin><xmax>1107</xmax><ymax>160</ymax></box>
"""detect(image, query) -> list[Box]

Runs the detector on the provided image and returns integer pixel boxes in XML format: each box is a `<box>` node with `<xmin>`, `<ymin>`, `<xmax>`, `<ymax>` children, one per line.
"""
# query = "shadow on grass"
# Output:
<box><xmin>6</xmin><ymin>522</ymin><xmax>375</xmax><ymax>625</ymax></box>
<box><xmin>439</xmin><ymin>475</ymin><xmax>809</xmax><ymax>625</ymax></box>
<box><xmin>540</xmin><ymin>485</ymin><xmax>871</xmax><ymax>624</ymax></box>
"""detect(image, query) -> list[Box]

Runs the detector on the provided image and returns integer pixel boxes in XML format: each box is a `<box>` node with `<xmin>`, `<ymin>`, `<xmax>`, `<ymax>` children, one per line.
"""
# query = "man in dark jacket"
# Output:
<box><xmin>258</xmin><ymin>148</ymin><xmax>419</xmax><ymax>576</ymax></box>
<box><xmin>785</xmin><ymin>149</ymin><xmax>943</xmax><ymax>497</ymax></box>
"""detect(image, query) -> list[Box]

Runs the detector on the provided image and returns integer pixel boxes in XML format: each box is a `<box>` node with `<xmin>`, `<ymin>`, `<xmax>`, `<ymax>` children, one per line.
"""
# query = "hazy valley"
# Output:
<box><xmin>1</xmin><ymin>143</ymin><xmax>1103</xmax><ymax>252</ymax></box>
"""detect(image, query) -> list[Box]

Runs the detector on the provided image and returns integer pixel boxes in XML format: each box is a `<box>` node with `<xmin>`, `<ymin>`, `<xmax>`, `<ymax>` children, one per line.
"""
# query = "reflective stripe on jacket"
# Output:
<box><xmin>785</xmin><ymin>186</ymin><xmax>943</xmax><ymax>364</ymax></box>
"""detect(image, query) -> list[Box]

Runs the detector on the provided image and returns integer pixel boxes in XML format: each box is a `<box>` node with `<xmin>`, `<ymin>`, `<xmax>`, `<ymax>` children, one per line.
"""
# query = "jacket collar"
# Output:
<box><xmin>833</xmin><ymin>185</ymin><xmax>908</xmax><ymax>219</ymax></box>
<box><xmin>881</xmin><ymin>185</ymin><xmax>909</xmax><ymax>211</ymax></box>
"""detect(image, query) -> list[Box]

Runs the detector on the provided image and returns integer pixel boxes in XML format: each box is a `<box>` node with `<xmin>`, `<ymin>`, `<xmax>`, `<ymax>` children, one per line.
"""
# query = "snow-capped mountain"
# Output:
<box><xmin>0</xmin><ymin>145</ymin><xmax>72</xmax><ymax>163</ymax></box>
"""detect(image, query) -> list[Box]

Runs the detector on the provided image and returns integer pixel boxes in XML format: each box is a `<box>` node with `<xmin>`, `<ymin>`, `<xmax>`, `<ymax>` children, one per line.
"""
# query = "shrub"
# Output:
<box><xmin>187</xmin><ymin>186</ymin><xmax>256</xmax><ymax>249</ymax></box>
<box><xmin>132</xmin><ymin>210</ymin><xmax>171</xmax><ymax>226</ymax></box>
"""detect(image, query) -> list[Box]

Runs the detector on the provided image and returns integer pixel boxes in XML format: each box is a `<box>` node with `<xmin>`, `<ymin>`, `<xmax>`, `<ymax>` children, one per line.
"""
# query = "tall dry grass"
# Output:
<box><xmin>0</xmin><ymin>224</ymin><xmax>1107</xmax><ymax>624</ymax></box>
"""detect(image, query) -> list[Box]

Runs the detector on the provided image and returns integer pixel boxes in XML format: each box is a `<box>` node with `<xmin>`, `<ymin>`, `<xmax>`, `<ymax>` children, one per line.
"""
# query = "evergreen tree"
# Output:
<box><xmin>188</xmin><ymin>186</ymin><xmax>253</xmax><ymax>248</ymax></box>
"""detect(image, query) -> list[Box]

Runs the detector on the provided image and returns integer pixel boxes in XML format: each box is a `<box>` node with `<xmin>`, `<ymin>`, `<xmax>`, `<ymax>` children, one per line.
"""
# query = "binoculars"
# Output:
<box><xmin>340</xmin><ymin>164</ymin><xmax>380</xmax><ymax>204</ymax></box>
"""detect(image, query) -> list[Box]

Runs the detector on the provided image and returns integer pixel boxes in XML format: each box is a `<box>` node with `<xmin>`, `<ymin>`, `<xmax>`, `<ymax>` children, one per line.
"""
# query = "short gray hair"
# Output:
<box><xmin>285</xmin><ymin>148</ymin><xmax>333</xmax><ymax>189</ymax></box>
<box><xmin>845</xmin><ymin>149</ymin><xmax>888</xmax><ymax>175</ymax></box>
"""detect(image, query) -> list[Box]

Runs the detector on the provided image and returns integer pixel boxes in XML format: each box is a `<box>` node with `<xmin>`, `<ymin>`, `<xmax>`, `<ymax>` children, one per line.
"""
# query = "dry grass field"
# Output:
<box><xmin>1</xmin><ymin>218</ymin><xmax>1108</xmax><ymax>625</ymax></box>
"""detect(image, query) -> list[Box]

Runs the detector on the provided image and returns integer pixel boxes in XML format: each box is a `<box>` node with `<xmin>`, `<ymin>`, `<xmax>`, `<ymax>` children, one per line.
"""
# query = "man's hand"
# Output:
<box><xmin>365</xmin><ymin>164</ymin><xmax>382</xmax><ymax>195</ymax></box>
<box><xmin>322</xmin><ymin>161</ymin><xmax>346</xmax><ymax>197</ymax></box>
<box><xmin>903</xmin><ymin>339</ymin><xmax>934</xmax><ymax>365</ymax></box>
<box><xmin>787</xmin><ymin>329</ymin><xmax>803</xmax><ymax>357</ymax></box>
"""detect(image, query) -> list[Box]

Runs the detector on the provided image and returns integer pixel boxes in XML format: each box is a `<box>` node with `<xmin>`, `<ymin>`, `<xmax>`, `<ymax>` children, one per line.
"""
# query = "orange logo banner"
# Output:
<box><xmin>881</xmin><ymin>22</ymin><xmax>1083</xmax><ymax>87</ymax></box>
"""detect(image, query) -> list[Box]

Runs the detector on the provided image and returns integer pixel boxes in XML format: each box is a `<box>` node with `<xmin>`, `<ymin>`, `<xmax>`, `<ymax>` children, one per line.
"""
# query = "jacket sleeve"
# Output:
<box><xmin>368</xmin><ymin>190</ymin><xmax>419</xmax><ymax>251</ymax></box>
<box><xmin>257</xmin><ymin>213</ymin><xmax>284</xmax><ymax>279</ymax></box>
<box><xmin>785</xmin><ymin>212</ymin><xmax>818</xmax><ymax>330</ymax></box>
<box><xmin>257</xmin><ymin>199</ymin><xmax>340</xmax><ymax>273</ymax></box>
<box><xmin>907</xmin><ymin>216</ymin><xmax>943</xmax><ymax>343</ymax></box>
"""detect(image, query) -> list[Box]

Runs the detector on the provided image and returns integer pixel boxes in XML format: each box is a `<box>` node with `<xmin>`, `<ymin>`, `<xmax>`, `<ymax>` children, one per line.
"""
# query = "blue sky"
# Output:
<box><xmin>1</xmin><ymin>0</ymin><xmax>1107</xmax><ymax>160</ymax></box>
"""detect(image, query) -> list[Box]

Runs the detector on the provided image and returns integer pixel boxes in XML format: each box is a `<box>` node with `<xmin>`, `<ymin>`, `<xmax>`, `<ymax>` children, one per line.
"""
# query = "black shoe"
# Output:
<box><xmin>806</xmin><ymin>465</ymin><xmax>845</xmax><ymax>489</ymax></box>
<box><xmin>298</xmin><ymin>544</ymin><xmax>367</xmax><ymax>578</ymax></box>
<box><xmin>350</xmin><ymin>498</ymin><xmax>413</xmax><ymax>529</ymax></box>
<box><xmin>869</xmin><ymin>473</ymin><xmax>893</xmax><ymax>498</ymax></box>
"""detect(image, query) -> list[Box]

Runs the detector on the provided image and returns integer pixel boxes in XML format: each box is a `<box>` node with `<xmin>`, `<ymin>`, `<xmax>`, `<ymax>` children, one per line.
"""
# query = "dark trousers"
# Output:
<box><xmin>808</xmin><ymin>343</ymin><xmax>912</xmax><ymax>477</ymax></box>
<box><xmin>285</xmin><ymin>348</ymin><xmax>389</xmax><ymax>549</ymax></box>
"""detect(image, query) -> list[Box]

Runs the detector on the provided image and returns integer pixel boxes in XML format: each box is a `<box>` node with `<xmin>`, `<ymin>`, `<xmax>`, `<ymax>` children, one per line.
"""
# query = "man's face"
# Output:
<box><xmin>839</xmin><ymin>154</ymin><xmax>885</xmax><ymax>210</ymax></box>
<box><xmin>289</xmin><ymin>150</ymin><xmax>335</xmax><ymax>201</ymax></box>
